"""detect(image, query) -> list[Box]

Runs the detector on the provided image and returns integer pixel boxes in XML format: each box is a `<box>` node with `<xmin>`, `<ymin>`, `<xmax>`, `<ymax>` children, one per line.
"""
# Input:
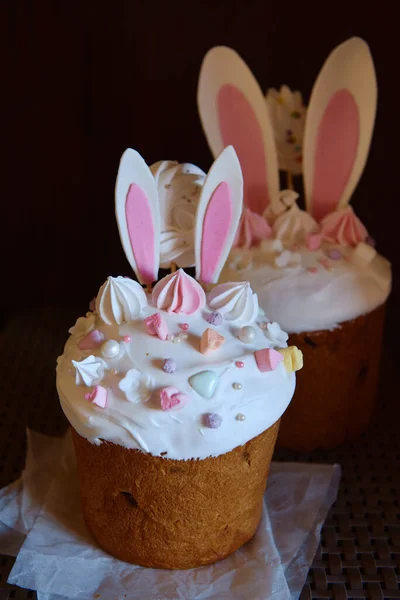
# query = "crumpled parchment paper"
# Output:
<box><xmin>0</xmin><ymin>430</ymin><xmax>340</xmax><ymax>600</ymax></box>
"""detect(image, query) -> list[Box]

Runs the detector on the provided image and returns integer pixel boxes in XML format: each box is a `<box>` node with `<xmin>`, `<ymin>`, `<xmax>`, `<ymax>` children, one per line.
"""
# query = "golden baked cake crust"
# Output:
<box><xmin>278</xmin><ymin>305</ymin><xmax>385</xmax><ymax>451</ymax></box>
<box><xmin>72</xmin><ymin>421</ymin><xmax>279</xmax><ymax>569</ymax></box>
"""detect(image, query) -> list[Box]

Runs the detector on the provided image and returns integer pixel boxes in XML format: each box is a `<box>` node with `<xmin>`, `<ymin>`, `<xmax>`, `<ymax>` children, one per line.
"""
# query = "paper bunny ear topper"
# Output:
<box><xmin>303</xmin><ymin>37</ymin><xmax>377</xmax><ymax>221</ymax></box>
<box><xmin>115</xmin><ymin>149</ymin><xmax>160</xmax><ymax>285</ymax></box>
<box><xmin>198</xmin><ymin>38</ymin><xmax>377</xmax><ymax>225</ymax></box>
<box><xmin>115</xmin><ymin>147</ymin><xmax>243</xmax><ymax>286</ymax></box>
<box><xmin>195</xmin><ymin>145</ymin><xmax>243</xmax><ymax>284</ymax></box>
<box><xmin>198</xmin><ymin>46</ymin><xmax>279</xmax><ymax>217</ymax></box>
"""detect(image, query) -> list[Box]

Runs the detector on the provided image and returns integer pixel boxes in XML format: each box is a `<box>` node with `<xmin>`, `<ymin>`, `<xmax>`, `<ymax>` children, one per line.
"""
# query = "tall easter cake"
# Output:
<box><xmin>56</xmin><ymin>146</ymin><xmax>302</xmax><ymax>569</ymax></box>
<box><xmin>197</xmin><ymin>38</ymin><xmax>391</xmax><ymax>450</ymax></box>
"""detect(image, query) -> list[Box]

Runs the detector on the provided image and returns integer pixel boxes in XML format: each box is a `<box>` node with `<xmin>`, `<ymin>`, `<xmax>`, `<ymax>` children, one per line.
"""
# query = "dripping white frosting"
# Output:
<box><xmin>221</xmin><ymin>243</ymin><xmax>391</xmax><ymax>333</ymax></box>
<box><xmin>57</xmin><ymin>281</ymin><xmax>295</xmax><ymax>460</ymax></box>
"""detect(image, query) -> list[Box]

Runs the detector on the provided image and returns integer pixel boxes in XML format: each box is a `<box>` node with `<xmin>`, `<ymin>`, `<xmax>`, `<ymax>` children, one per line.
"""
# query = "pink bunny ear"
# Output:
<box><xmin>303</xmin><ymin>38</ymin><xmax>377</xmax><ymax>222</ymax></box>
<box><xmin>115</xmin><ymin>149</ymin><xmax>160</xmax><ymax>285</ymax></box>
<box><xmin>195</xmin><ymin>146</ymin><xmax>243</xmax><ymax>284</ymax></box>
<box><xmin>198</xmin><ymin>46</ymin><xmax>279</xmax><ymax>216</ymax></box>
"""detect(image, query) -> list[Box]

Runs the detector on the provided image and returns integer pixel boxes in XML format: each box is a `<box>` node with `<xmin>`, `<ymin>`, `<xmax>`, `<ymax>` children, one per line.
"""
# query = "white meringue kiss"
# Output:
<box><xmin>208</xmin><ymin>282</ymin><xmax>259</xmax><ymax>325</ymax></box>
<box><xmin>96</xmin><ymin>276</ymin><xmax>147</xmax><ymax>325</ymax></box>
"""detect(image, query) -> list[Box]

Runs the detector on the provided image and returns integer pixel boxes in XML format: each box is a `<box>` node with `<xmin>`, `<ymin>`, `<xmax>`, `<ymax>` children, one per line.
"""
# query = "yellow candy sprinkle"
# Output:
<box><xmin>278</xmin><ymin>346</ymin><xmax>303</xmax><ymax>372</ymax></box>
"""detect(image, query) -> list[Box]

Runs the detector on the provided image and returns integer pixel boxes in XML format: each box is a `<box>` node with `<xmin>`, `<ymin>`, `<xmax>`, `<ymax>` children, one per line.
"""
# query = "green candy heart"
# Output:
<box><xmin>189</xmin><ymin>370</ymin><xmax>218</xmax><ymax>399</ymax></box>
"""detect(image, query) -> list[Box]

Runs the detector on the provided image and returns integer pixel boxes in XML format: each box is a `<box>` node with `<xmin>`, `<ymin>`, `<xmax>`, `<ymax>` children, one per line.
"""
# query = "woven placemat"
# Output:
<box><xmin>0</xmin><ymin>307</ymin><xmax>399</xmax><ymax>599</ymax></box>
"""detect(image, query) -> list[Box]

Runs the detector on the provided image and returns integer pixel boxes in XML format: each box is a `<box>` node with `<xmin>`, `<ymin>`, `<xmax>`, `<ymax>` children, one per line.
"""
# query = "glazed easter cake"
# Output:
<box><xmin>56</xmin><ymin>147</ymin><xmax>302</xmax><ymax>569</ymax></box>
<box><xmin>197</xmin><ymin>38</ymin><xmax>391</xmax><ymax>450</ymax></box>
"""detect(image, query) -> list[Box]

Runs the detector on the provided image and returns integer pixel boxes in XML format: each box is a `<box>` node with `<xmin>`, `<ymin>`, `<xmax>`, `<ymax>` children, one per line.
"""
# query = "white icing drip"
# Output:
<box><xmin>264</xmin><ymin>322</ymin><xmax>289</xmax><ymax>348</ymax></box>
<box><xmin>56</xmin><ymin>297</ymin><xmax>295</xmax><ymax>460</ymax></box>
<box><xmin>221</xmin><ymin>244</ymin><xmax>391</xmax><ymax>333</ymax></box>
<box><xmin>68</xmin><ymin>314</ymin><xmax>96</xmax><ymax>339</ymax></box>
<box><xmin>208</xmin><ymin>282</ymin><xmax>259</xmax><ymax>325</ymax></box>
<box><xmin>96</xmin><ymin>276</ymin><xmax>147</xmax><ymax>325</ymax></box>
<box><xmin>274</xmin><ymin>250</ymin><xmax>302</xmax><ymax>269</ymax></box>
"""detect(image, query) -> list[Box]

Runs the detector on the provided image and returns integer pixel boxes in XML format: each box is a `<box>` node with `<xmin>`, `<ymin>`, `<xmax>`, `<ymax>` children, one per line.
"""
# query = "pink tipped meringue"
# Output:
<box><xmin>152</xmin><ymin>269</ymin><xmax>206</xmax><ymax>315</ymax></box>
<box><xmin>233</xmin><ymin>208</ymin><xmax>272</xmax><ymax>249</ymax></box>
<box><xmin>320</xmin><ymin>206</ymin><xmax>368</xmax><ymax>247</ymax></box>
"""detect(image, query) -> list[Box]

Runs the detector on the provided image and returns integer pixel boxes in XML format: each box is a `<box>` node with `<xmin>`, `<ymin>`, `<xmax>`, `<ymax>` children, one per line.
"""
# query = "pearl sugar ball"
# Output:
<box><xmin>101</xmin><ymin>339</ymin><xmax>120</xmax><ymax>359</ymax></box>
<box><xmin>238</xmin><ymin>325</ymin><xmax>256</xmax><ymax>344</ymax></box>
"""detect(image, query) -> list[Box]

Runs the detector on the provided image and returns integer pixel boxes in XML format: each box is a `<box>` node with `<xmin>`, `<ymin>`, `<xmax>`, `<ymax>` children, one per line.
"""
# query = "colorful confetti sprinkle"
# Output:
<box><xmin>163</xmin><ymin>358</ymin><xmax>177</xmax><ymax>374</ymax></box>
<box><xmin>207</xmin><ymin>311</ymin><xmax>223</xmax><ymax>326</ymax></box>
<box><xmin>203</xmin><ymin>413</ymin><xmax>222</xmax><ymax>429</ymax></box>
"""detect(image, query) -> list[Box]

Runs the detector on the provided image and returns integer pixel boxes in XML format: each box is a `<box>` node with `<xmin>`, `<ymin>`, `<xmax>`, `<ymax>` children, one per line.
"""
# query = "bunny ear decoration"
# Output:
<box><xmin>303</xmin><ymin>37</ymin><xmax>377</xmax><ymax>222</ymax></box>
<box><xmin>195</xmin><ymin>146</ymin><xmax>243</xmax><ymax>284</ymax></box>
<box><xmin>197</xmin><ymin>46</ymin><xmax>279</xmax><ymax>216</ymax></box>
<box><xmin>115</xmin><ymin>149</ymin><xmax>160</xmax><ymax>285</ymax></box>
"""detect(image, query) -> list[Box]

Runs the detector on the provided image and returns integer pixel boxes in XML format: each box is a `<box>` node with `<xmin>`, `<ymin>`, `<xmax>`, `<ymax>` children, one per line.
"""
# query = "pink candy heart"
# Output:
<box><xmin>144</xmin><ymin>313</ymin><xmax>169</xmax><ymax>341</ymax></box>
<box><xmin>85</xmin><ymin>385</ymin><xmax>108</xmax><ymax>408</ymax></box>
<box><xmin>160</xmin><ymin>386</ymin><xmax>188</xmax><ymax>411</ymax></box>
<box><xmin>78</xmin><ymin>329</ymin><xmax>105</xmax><ymax>350</ymax></box>
<box><xmin>254</xmin><ymin>348</ymin><xmax>284</xmax><ymax>373</ymax></box>
<box><xmin>306</xmin><ymin>232</ymin><xmax>322</xmax><ymax>251</ymax></box>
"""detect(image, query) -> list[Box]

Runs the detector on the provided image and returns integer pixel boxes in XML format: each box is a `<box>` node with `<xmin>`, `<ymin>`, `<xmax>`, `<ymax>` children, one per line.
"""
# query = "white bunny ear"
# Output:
<box><xmin>195</xmin><ymin>146</ymin><xmax>243</xmax><ymax>284</ymax></box>
<box><xmin>115</xmin><ymin>149</ymin><xmax>160</xmax><ymax>285</ymax></box>
<box><xmin>303</xmin><ymin>37</ymin><xmax>377</xmax><ymax>221</ymax></box>
<box><xmin>198</xmin><ymin>46</ymin><xmax>279</xmax><ymax>216</ymax></box>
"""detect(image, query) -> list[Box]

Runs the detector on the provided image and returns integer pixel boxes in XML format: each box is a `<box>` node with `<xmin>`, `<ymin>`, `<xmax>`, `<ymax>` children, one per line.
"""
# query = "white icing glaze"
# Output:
<box><xmin>57</xmin><ymin>288</ymin><xmax>295</xmax><ymax>460</ymax></box>
<box><xmin>264</xmin><ymin>322</ymin><xmax>289</xmax><ymax>348</ymax></box>
<box><xmin>96</xmin><ymin>276</ymin><xmax>147</xmax><ymax>325</ymax></box>
<box><xmin>208</xmin><ymin>282</ymin><xmax>259</xmax><ymax>325</ymax></box>
<box><xmin>151</xmin><ymin>161</ymin><xmax>206</xmax><ymax>268</ymax></box>
<box><xmin>68</xmin><ymin>314</ymin><xmax>96</xmax><ymax>339</ymax></box>
<box><xmin>221</xmin><ymin>243</ymin><xmax>391</xmax><ymax>333</ymax></box>
<box><xmin>274</xmin><ymin>249</ymin><xmax>301</xmax><ymax>269</ymax></box>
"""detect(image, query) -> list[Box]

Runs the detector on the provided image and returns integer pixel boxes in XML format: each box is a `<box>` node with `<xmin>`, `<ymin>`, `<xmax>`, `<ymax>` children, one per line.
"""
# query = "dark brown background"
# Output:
<box><xmin>2</xmin><ymin>2</ymin><xmax>398</xmax><ymax>335</ymax></box>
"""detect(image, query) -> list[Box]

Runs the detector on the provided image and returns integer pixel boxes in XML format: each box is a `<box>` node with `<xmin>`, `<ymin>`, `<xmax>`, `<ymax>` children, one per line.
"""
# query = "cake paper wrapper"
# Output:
<box><xmin>0</xmin><ymin>430</ymin><xmax>340</xmax><ymax>600</ymax></box>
